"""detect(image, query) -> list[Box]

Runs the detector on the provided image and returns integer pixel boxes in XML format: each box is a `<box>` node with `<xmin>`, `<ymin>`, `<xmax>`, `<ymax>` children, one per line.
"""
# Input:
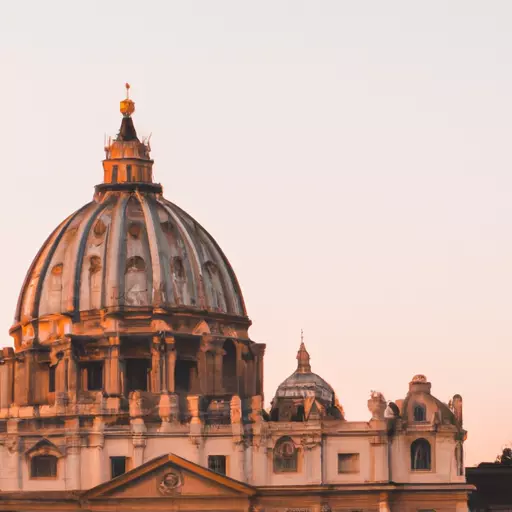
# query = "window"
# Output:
<box><xmin>84</xmin><ymin>361</ymin><xmax>103</xmax><ymax>391</ymax></box>
<box><xmin>125</xmin><ymin>359</ymin><xmax>150</xmax><ymax>392</ymax></box>
<box><xmin>411</xmin><ymin>438</ymin><xmax>431</xmax><ymax>471</ymax></box>
<box><xmin>208</xmin><ymin>455</ymin><xmax>227</xmax><ymax>475</ymax></box>
<box><xmin>413</xmin><ymin>404</ymin><xmax>426</xmax><ymax>422</ymax></box>
<box><xmin>338</xmin><ymin>453</ymin><xmax>360</xmax><ymax>473</ymax></box>
<box><xmin>126</xmin><ymin>164</ymin><xmax>132</xmax><ymax>181</ymax></box>
<box><xmin>110</xmin><ymin>456</ymin><xmax>127</xmax><ymax>479</ymax></box>
<box><xmin>112</xmin><ymin>165</ymin><xmax>118</xmax><ymax>182</ymax></box>
<box><xmin>48</xmin><ymin>365</ymin><xmax>56</xmax><ymax>393</ymax></box>
<box><xmin>455</xmin><ymin>443</ymin><xmax>464</xmax><ymax>476</ymax></box>
<box><xmin>273</xmin><ymin>436</ymin><xmax>298</xmax><ymax>473</ymax></box>
<box><xmin>31</xmin><ymin>455</ymin><xmax>57</xmax><ymax>478</ymax></box>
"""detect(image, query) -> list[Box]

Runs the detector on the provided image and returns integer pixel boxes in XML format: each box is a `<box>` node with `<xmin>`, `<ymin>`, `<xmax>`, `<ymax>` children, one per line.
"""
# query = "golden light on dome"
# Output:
<box><xmin>120</xmin><ymin>82</ymin><xmax>135</xmax><ymax>117</ymax></box>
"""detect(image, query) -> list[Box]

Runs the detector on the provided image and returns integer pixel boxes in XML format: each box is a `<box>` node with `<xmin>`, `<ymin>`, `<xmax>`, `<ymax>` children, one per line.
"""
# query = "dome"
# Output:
<box><xmin>270</xmin><ymin>342</ymin><xmax>344</xmax><ymax>421</ymax></box>
<box><xmin>275</xmin><ymin>365</ymin><xmax>334</xmax><ymax>404</ymax></box>
<box><xmin>275</xmin><ymin>342</ymin><xmax>334</xmax><ymax>403</ymax></box>
<box><xmin>11</xmin><ymin>88</ymin><xmax>247</xmax><ymax>340</ymax></box>
<box><xmin>15</xmin><ymin>196</ymin><xmax>246</xmax><ymax>323</ymax></box>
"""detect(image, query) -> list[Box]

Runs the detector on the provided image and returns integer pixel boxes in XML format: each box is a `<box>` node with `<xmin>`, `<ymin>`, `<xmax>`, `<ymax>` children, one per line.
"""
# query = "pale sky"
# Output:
<box><xmin>1</xmin><ymin>1</ymin><xmax>511</xmax><ymax>467</ymax></box>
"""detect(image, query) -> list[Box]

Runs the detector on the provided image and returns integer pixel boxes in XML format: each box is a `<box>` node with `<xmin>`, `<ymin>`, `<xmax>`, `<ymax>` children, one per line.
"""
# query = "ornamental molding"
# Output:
<box><xmin>157</xmin><ymin>470</ymin><xmax>182</xmax><ymax>495</ymax></box>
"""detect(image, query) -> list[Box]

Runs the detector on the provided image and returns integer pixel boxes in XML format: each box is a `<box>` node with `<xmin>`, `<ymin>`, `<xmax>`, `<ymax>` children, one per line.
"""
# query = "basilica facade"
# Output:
<box><xmin>0</xmin><ymin>89</ymin><xmax>471</xmax><ymax>511</ymax></box>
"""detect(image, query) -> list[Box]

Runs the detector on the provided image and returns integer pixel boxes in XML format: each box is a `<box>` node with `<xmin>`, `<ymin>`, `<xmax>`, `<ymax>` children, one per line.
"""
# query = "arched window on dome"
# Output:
<box><xmin>89</xmin><ymin>256</ymin><xmax>102</xmax><ymax>310</ymax></box>
<box><xmin>411</xmin><ymin>438</ymin><xmax>431</xmax><ymax>471</ymax></box>
<box><xmin>413</xmin><ymin>403</ymin><xmax>426</xmax><ymax>422</ymax></box>
<box><xmin>48</xmin><ymin>264</ymin><xmax>63</xmax><ymax>313</ymax></box>
<box><xmin>222</xmin><ymin>340</ymin><xmax>237</xmax><ymax>394</ymax></box>
<box><xmin>273</xmin><ymin>436</ymin><xmax>298</xmax><ymax>473</ymax></box>
<box><xmin>124</xmin><ymin>256</ymin><xmax>148</xmax><ymax>306</ymax></box>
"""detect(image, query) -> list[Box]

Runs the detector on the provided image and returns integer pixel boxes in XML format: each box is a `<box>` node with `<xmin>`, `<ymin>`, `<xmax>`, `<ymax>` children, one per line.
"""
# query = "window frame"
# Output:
<box><xmin>410</xmin><ymin>438</ymin><xmax>433</xmax><ymax>472</ymax></box>
<box><xmin>208</xmin><ymin>455</ymin><xmax>227</xmax><ymax>475</ymax></box>
<box><xmin>30</xmin><ymin>454</ymin><xmax>58</xmax><ymax>479</ymax></box>
<box><xmin>413</xmin><ymin>403</ymin><xmax>427</xmax><ymax>422</ymax></box>
<box><xmin>337</xmin><ymin>453</ymin><xmax>360</xmax><ymax>474</ymax></box>
<box><xmin>110</xmin><ymin>456</ymin><xmax>127</xmax><ymax>479</ymax></box>
<box><xmin>273</xmin><ymin>436</ymin><xmax>299</xmax><ymax>473</ymax></box>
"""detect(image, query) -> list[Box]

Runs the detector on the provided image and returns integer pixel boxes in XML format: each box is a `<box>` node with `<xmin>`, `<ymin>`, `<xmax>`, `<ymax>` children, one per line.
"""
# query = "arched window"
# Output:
<box><xmin>31</xmin><ymin>455</ymin><xmax>58</xmax><ymax>478</ymax></box>
<box><xmin>124</xmin><ymin>256</ymin><xmax>148</xmax><ymax>306</ymax></box>
<box><xmin>48</xmin><ymin>264</ymin><xmax>63</xmax><ymax>312</ymax></box>
<box><xmin>89</xmin><ymin>256</ymin><xmax>102</xmax><ymax>310</ymax></box>
<box><xmin>273</xmin><ymin>436</ymin><xmax>298</xmax><ymax>473</ymax></box>
<box><xmin>413</xmin><ymin>404</ymin><xmax>426</xmax><ymax>422</ymax></box>
<box><xmin>411</xmin><ymin>438</ymin><xmax>431</xmax><ymax>471</ymax></box>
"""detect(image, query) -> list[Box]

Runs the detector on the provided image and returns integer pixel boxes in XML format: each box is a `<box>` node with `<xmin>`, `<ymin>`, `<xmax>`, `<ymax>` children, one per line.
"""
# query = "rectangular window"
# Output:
<box><xmin>110</xmin><ymin>456</ymin><xmax>127</xmax><ymax>479</ymax></box>
<box><xmin>208</xmin><ymin>455</ymin><xmax>227</xmax><ymax>475</ymax></box>
<box><xmin>31</xmin><ymin>455</ymin><xmax>58</xmax><ymax>478</ymax></box>
<box><xmin>85</xmin><ymin>361</ymin><xmax>103</xmax><ymax>391</ymax></box>
<box><xmin>126</xmin><ymin>164</ymin><xmax>132</xmax><ymax>181</ymax></box>
<box><xmin>48</xmin><ymin>365</ymin><xmax>56</xmax><ymax>393</ymax></box>
<box><xmin>338</xmin><ymin>453</ymin><xmax>360</xmax><ymax>473</ymax></box>
<box><xmin>125</xmin><ymin>359</ymin><xmax>150</xmax><ymax>392</ymax></box>
<box><xmin>112</xmin><ymin>165</ymin><xmax>118</xmax><ymax>183</ymax></box>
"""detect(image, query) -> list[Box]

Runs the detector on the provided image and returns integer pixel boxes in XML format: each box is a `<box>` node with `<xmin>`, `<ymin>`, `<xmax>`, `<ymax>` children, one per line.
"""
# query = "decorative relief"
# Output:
<box><xmin>157</xmin><ymin>470</ymin><xmax>182</xmax><ymax>495</ymax></box>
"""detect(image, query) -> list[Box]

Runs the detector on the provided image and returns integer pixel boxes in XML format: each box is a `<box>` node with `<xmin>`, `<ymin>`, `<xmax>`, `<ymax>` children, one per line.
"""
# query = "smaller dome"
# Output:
<box><xmin>275</xmin><ymin>364</ymin><xmax>335</xmax><ymax>404</ymax></box>
<box><xmin>270</xmin><ymin>341</ymin><xmax>344</xmax><ymax>421</ymax></box>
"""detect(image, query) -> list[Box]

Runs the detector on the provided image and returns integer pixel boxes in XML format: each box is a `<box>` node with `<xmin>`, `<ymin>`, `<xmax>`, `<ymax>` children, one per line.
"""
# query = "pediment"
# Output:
<box><xmin>84</xmin><ymin>453</ymin><xmax>255</xmax><ymax>500</ymax></box>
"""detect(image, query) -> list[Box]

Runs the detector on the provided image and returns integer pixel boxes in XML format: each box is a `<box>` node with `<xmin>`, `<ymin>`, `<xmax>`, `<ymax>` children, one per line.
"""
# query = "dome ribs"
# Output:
<box><xmin>135</xmin><ymin>191</ymin><xmax>166</xmax><ymax>307</ymax></box>
<box><xmin>122</xmin><ymin>195</ymin><xmax>152</xmax><ymax>307</ymax></box>
<box><xmin>165</xmin><ymin>200</ymin><xmax>247</xmax><ymax>317</ymax></box>
<box><xmin>30</xmin><ymin>203</ymin><xmax>91</xmax><ymax>323</ymax></box>
<box><xmin>158</xmin><ymin>198</ymin><xmax>206</xmax><ymax>310</ymax></box>
<box><xmin>67</xmin><ymin>200</ymin><xmax>112</xmax><ymax>315</ymax></box>
<box><xmin>104</xmin><ymin>194</ymin><xmax>129</xmax><ymax>307</ymax></box>
<box><xmin>14</xmin><ymin>214</ymin><xmax>73</xmax><ymax>323</ymax></box>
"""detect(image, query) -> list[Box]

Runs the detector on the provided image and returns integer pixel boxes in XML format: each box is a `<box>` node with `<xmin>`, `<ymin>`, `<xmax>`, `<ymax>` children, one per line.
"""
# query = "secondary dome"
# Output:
<box><xmin>270</xmin><ymin>341</ymin><xmax>344</xmax><ymax>421</ymax></box>
<box><xmin>12</xmin><ymin>87</ymin><xmax>247</xmax><ymax>335</ymax></box>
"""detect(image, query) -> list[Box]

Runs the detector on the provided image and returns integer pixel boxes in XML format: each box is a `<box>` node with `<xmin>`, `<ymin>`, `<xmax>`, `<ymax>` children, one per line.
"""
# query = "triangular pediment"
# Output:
<box><xmin>84</xmin><ymin>453</ymin><xmax>255</xmax><ymax>500</ymax></box>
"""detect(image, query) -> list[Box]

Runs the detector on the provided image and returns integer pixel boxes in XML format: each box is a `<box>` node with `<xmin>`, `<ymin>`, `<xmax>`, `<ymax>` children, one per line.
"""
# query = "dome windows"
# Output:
<box><xmin>93</xmin><ymin>219</ymin><xmax>107</xmax><ymax>237</ymax></box>
<box><xmin>48</xmin><ymin>264</ymin><xmax>63</xmax><ymax>313</ymax></box>
<box><xmin>125</xmin><ymin>256</ymin><xmax>148</xmax><ymax>306</ymax></box>
<box><xmin>89</xmin><ymin>256</ymin><xmax>102</xmax><ymax>310</ymax></box>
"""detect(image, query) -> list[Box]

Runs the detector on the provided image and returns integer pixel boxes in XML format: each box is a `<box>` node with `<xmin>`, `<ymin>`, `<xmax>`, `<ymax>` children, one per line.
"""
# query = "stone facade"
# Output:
<box><xmin>0</xmin><ymin>88</ymin><xmax>472</xmax><ymax>511</ymax></box>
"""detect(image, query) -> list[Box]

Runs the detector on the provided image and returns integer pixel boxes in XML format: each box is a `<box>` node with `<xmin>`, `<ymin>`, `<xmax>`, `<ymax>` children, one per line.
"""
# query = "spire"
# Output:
<box><xmin>117</xmin><ymin>83</ymin><xmax>138</xmax><ymax>142</ymax></box>
<box><xmin>296</xmin><ymin>330</ymin><xmax>311</xmax><ymax>373</ymax></box>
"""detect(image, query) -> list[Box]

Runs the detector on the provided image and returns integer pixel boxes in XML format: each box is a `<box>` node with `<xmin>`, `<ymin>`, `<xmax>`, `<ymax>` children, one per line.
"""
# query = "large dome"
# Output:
<box><xmin>15</xmin><ymin>195</ymin><xmax>246</xmax><ymax>324</ymax></box>
<box><xmin>11</xmin><ymin>90</ymin><xmax>247</xmax><ymax>341</ymax></box>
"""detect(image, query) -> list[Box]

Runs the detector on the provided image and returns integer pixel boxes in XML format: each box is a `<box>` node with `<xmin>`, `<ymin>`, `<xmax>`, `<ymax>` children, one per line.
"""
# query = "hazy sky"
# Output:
<box><xmin>1</xmin><ymin>1</ymin><xmax>511</xmax><ymax>466</ymax></box>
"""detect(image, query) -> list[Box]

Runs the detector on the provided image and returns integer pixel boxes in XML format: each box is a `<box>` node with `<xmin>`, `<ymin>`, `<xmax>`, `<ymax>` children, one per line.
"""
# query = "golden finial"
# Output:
<box><xmin>120</xmin><ymin>83</ymin><xmax>135</xmax><ymax>117</ymax></box>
